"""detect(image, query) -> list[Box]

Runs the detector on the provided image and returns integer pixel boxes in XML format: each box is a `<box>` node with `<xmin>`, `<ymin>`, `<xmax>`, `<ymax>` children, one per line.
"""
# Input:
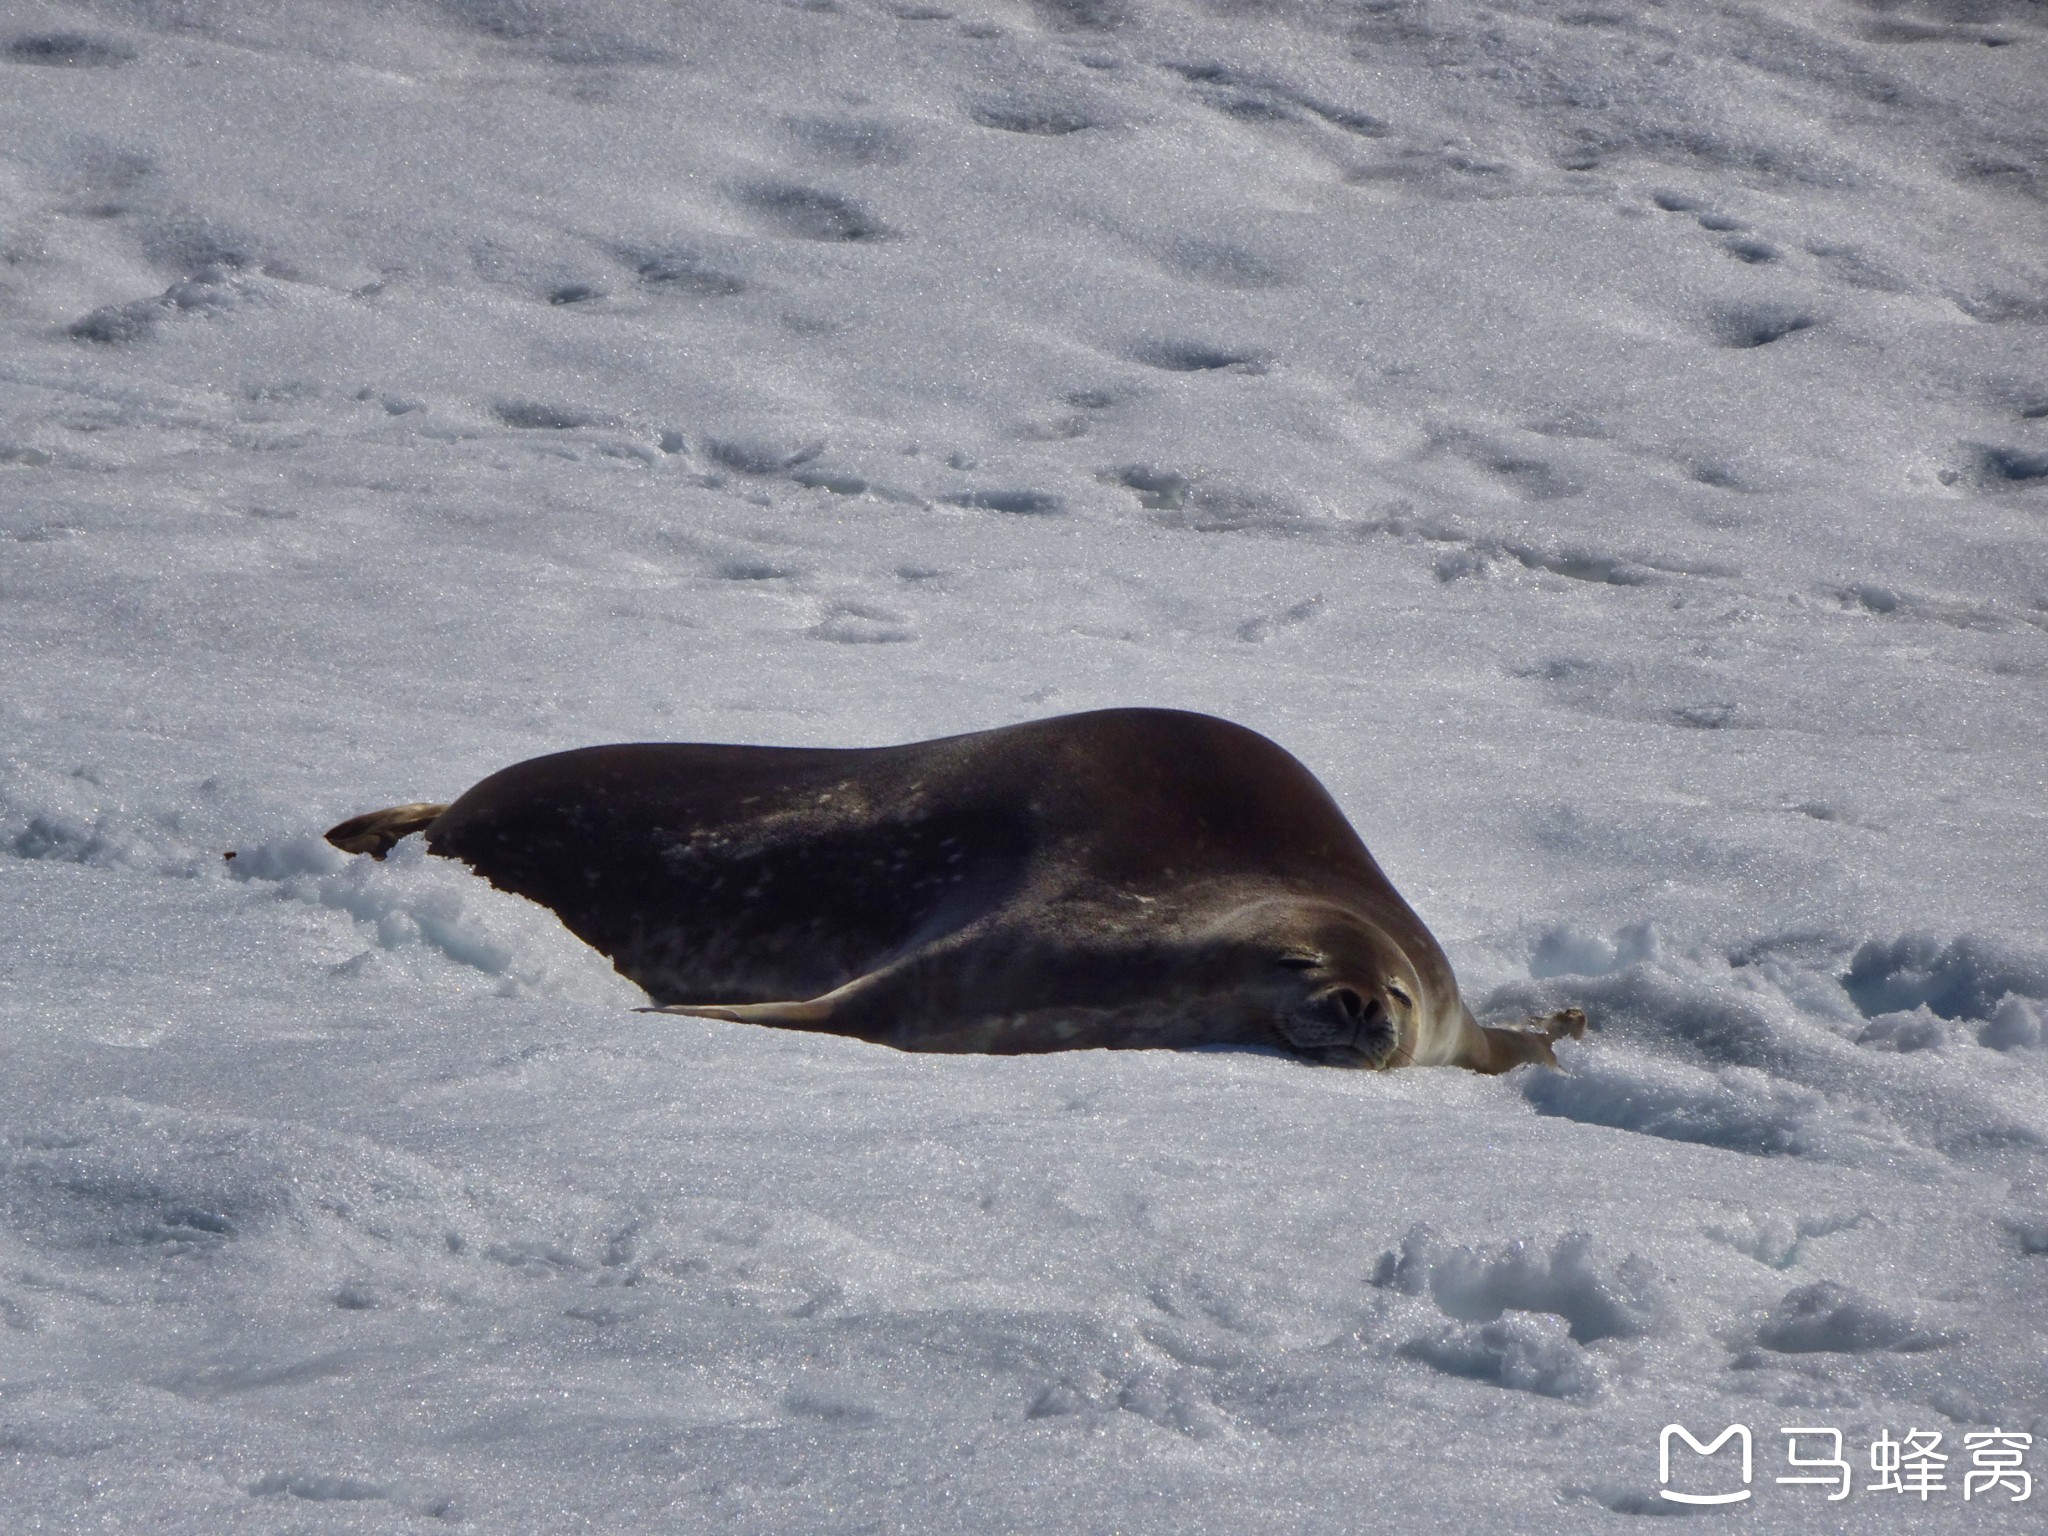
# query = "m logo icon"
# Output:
<box><xmin>1659</xmin><ymin>1424</ymin><xmax>1754</xmax><ymax>1506</ymax></box>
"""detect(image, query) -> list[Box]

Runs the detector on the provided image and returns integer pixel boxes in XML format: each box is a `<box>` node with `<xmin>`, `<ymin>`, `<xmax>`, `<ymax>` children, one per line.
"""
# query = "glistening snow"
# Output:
<box><xmin>1</xmin><ymin>0</ymin><xmax>2044</xmax><ymax>1530</ymax></box>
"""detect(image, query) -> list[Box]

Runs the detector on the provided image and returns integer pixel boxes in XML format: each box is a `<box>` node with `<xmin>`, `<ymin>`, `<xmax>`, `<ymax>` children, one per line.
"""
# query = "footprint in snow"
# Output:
<box><xmin>967</xmin><ymin>96</ymin><xmax>1100</xmax><ymax>136</ymax></box>
<box><xmin>1032</xmin><ymin>0</ymin><xmax>1131</xmax><ymax>33</ymax></box>
<box><xmin>1063</xmin><ymin>387</ymin><xmax>1123</xmax><ymax>411</ymax></box>
<box><xmin>810</xmin><ymin>602</ymin><xmax>912</xmax><ymax>644</ymax></box>
<box><xmin>1970</xmin><ymin>444</ymin><xmax>2048</xmax><ymax>487</ymax></box>
<box><xmin>6</xmin><ymin>32</ymin><xmax>134</xmax><ymax>66</ymax></box>
<box><xmin>1707</xmin><ymin>304</ymin><xmax>1819</xmax><ymax>348</ymax></box>
<box><xmin>1429</xmin><ymin>431</ymin><xmax>1580</xmax><ymax>500</ymax></box>
<box><xmin>1687</xmin><ymin>461</ymin><xmax>1746</xmax><ymax>489</ymax></box>
<box><xmin>1804</xmin><ymin>241</ymin><xmax>1911</xmax><ymax>292</ymax></box>
<box><xmin>786</xmin><ymin>115</ymin><xmax>911</xmax><ymax>168</ymax></box>
<box><xmin>1168</xmin><ymin>62</ymin><xmax>1388</xmax><ymax>139</ymax></box>
<box><xmin>1108</xmin><ymin>465</ymin><xmax>1187</xmax><ymax>510</ymax></box>
<box><xmin>704</xmin><ymin>437</ymin><xmax>824</xmax><ymax>475</ymax></box>
<box><xmin>247</xmin><ymin>1474</ymin><xmax>392</xmax><ymax>1505</ymax></box>
<box><xmin>1128</xmin><ymin>339</ymin><xmax>1271</xmax><ymax>374</ymax></box>
<box><xmin>732</xmin><ymin>182</ymin><xmax>892</xmax><ymax>243</ymax></box>
<box><xmin>623</xmin><ymin>248</ymin><xmax>746</xmax><ymax>297</ymax></box>
<box><xmin>945</xmin><ymin>488</ymin><xmax>1063</xmax><ymax>515</ymax></box>
<box><xmin>715</xmin><ymin>559</ymin><xmax>806</xmax><ymax>583</ymax></box>
<box><xmin>1156</xmin><ymin>238</ymin><xmax>1292</xmax><ymax>290</ymax></box>
<box><xmin>1652</xmin><ymin>191</ymin><xmax>1783</xmax><ymax>263</ymax></box>
<box><xmin>1236</xmin><ymin>595</ymin><xmax>1324</xmax><ymax>643</ymax></box>
<box><xmin>493</xmin><ymin>401</ymin><xmax>594</xmax><ymax>431</ymax></box>
<box><xmin>65</xmin><ymin>268</ymin><xmax>244</xmax><ymax>344</ymax></box>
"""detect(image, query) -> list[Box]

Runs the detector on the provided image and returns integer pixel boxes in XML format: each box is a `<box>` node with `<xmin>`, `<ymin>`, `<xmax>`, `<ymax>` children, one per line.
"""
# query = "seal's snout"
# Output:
<box><xmin>1336</xmin><ymin>988</ymin><xmax>1401</xmax><ymax>1067</ymax></box>
<box><xmin>1281</xmin><ymin>983</ymin><xmax>1399</xmax><ymax>1065</ymax></box>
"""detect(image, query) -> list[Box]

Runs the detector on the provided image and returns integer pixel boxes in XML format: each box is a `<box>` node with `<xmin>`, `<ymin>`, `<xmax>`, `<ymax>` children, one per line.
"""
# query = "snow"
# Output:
<box><xmin>2</xmin><ymin>0</ymin><xmax>2045</xmax><ymax>1527</ymax></box>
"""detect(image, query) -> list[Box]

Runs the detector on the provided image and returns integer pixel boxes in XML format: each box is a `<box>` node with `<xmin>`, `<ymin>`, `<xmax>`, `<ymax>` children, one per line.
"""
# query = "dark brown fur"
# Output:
<box><xmin>325</xmin><ymin>709</ymin><xmax>1583</xmax><ymax>1070</ymax></box>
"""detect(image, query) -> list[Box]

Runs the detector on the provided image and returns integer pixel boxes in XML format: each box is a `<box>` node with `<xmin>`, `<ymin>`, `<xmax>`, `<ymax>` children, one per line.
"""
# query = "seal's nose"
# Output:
<box><xmin>1335</xmin><ymin>989</ymin><xmax>1394</xmax><ymax>1057</ymax></box>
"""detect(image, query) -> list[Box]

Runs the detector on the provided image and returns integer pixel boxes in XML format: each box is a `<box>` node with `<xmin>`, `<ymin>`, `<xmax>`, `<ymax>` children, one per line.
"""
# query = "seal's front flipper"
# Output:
<box><xmin>326</xmin><ymin>802</ymin><xmax>450</xmax><ymax>859</ymax></box>
<box><xmin>637</xmin><ymin>966</ymin><xmax>904</xmax><ymax>1044</ymax></box>
<box><xmin>1466</xmin><ymin>1007</ymin><xmax>1588</xmax><ymax>1074</ymax></box>
<box><xmin>642</xmin><ymin>998</ymin><xmax>838</xmax><ymax>1029</ymax></box>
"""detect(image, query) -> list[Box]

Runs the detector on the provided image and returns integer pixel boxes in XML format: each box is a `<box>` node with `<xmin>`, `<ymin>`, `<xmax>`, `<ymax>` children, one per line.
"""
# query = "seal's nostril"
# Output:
<box><xmin>1336</xmin><ymin>990</ymin><xmax>1393</xmax><ymax>1056</ymax></box>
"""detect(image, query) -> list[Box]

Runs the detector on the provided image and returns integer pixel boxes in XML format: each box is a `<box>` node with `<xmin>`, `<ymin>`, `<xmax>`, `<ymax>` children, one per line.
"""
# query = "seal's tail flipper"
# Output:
<box><xmin>325</xmin><ymin>802</ymin><xmax>450</xmax><ymax>859</ymax></box>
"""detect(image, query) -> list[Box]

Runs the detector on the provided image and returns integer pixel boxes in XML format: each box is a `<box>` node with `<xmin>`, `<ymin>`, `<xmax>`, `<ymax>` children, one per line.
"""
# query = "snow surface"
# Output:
<box><xmin>2</xmin><ymin>0</ymin><xmax>2046</xmax><ymax>1528</ymax></box>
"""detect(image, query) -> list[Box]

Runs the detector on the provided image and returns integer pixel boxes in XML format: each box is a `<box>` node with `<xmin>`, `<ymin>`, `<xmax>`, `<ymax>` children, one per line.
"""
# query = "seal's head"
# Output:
<box><xmin>1205</xmin><ymin>897</ymin><xmax>1448</xmax><ymax>1069</ymax></box>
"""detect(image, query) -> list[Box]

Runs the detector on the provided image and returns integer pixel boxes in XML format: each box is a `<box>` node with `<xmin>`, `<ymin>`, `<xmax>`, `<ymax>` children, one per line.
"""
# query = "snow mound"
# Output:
<box><xmin>0</xmin><ymin>1097</ymin><xmax>480</xmax><ymax>1285</ymax></box>
<box><xmin>1520</xmin><ymin>1052</ymin><xmax>1833</xmax><ymax>1157</ymax></box>
<box><xmin>1844</xmin><ymin>933</ymin><xmax>2048</xmax><ymax>1051</ymax></box>
<box><xmin>1530</xmin><ymin>921</ymin><xmax>1660</xmax><ymax>979</ymax></box>
<box><xmin>1489</xmin><ymin>957</ymin><xmax>2048</xmax><ymax>1162</ymax></box>
<box><xmin>229</xmin><ymin>835</ymin><xmax>646</xmax><ymax>1006</ymax></box>
<box><xmin>1751</xmin><ymin>1280</ymin><xmax>1958</xmax><ymax>1356</ymax></box>
<box><xmin>1373</xmin><ymin>1226</ymin><xmax>1666</xmax><ymax>1344</ymax></box>
<box><xmin>0</xmin><ymin>762</ymin><xmax>213</xmax><ymax>878</ymax></box>
<box><xmin>1399</xmin><ymin>1312</ymin><xmax>1602</xmax><ymax>1399</ymax></box>
<box><xmin>1704</xmin><ymin>1208</ymin><xmax>1867</xmax><ymax>1270</ymax></box>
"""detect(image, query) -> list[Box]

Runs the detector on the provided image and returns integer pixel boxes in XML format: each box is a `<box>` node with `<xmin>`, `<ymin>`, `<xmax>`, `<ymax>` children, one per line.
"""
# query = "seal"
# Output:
<box><xmin>324</xmin><ymin>708</ymin><xmax>1583</xmax><ymax>1072</ymax></box>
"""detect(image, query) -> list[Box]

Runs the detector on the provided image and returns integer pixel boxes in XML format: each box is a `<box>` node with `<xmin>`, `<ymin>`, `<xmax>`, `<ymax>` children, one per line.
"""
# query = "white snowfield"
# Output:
<box><xmin>2</xmin><ymin>0</ymin><xmax>2044</xmax><ymax>1528</ymax></box>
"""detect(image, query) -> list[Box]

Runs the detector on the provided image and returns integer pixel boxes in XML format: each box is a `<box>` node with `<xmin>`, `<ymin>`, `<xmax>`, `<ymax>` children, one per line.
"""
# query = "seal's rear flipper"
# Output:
<box><xmin>325</xmin><ymin>802</ymin><xmax>450</xmax><ymax>859</ymax></box>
